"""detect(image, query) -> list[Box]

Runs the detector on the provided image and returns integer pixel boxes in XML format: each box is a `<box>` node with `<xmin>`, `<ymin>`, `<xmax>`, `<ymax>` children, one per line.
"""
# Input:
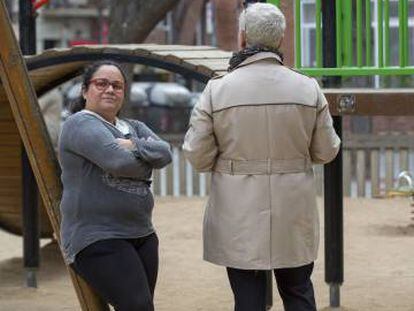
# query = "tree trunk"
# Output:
<box><xmin>173</xmin><ymin>0</ymin><xmax>206</xmax><ymax>45</ymax></box>
<box><xmin>108</xmin><ymin>0</ymin><xmax>179</xmax><ymax>43</ymax></box>
<box><xmin>213</xmin><ymin>0</ymin><xmax>243</xmax><ymax>51</ymax></box>
<box><xmin>107</xmin><ymin>0</ymin><xmax>179</xmax><ymax>118</ymax></box>
<box><xmin>279</xmin><ymin>0</ymin><xmax>294</xmax><ymax>67</ymax></box>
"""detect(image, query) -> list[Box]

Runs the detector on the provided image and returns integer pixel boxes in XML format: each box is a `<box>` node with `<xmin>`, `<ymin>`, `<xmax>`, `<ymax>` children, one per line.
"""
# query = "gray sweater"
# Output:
<box><xmin>58</xmin><ymin>111</ymin><xmax>172</xmax><ymax>264</ymax></box>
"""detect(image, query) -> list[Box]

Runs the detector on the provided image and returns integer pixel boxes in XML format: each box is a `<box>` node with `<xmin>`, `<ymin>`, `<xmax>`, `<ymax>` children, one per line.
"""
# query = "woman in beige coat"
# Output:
<box><xmin>183</xmin><ymin>3</ymin><xmax>340</xmax><ymax>311</ymax></box>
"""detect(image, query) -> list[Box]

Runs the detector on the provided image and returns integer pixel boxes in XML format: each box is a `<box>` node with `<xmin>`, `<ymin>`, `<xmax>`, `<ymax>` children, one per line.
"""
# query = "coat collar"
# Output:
<box><xmin>232</xmin><ymin>52</ymin><xmax>283</xmax><ymax>70</ymax></box>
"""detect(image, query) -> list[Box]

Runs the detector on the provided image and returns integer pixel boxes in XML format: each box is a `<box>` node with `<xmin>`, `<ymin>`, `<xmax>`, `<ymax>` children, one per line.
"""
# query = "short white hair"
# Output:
<box><xmin>239</xmin><ymin>3</ymin><xmax>286</xmax><ymax>50</ymax></box>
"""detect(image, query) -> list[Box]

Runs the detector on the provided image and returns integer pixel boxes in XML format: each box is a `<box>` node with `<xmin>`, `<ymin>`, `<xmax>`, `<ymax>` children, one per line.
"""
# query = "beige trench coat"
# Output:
<box><xmin>183</xmin><ymin>52</ymin><xmax>340</xmax><ymax>270</ymax></box>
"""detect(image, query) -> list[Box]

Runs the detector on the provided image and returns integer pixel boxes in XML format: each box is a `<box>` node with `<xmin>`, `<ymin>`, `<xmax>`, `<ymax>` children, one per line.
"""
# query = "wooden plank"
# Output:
<box><xmin>385</xmin><ymin>148</ymin><xmax>394</xmax><ymax>191</ymax></box>
<box><xmin>0</xmin><ymin>195</ymin><xmax>22</xmax><ymax>207</ymax></box>
<box><xmin>156</xmin><ymin>49</ymin><xmax>232</xmax><ymax>59</ymax></box>
<box><xmin>0</xmin><ymin>2</ymin><xmax>108</xmax><ymax>310</ymax></box>
<box><xmin>0</xmin><ymin>211</ymin><xmax>24</xmax><ymax>235</ymax></box>
<box><xmin>0</xmin><ymin>177</ymin><xmax>20</xmax><ymax>186</ymax></box>
<box><xmin>0</xmin><ymin>103</ymin><xmax>13</xmax><ymax>119</ymax></box>
<box><xmin>0</xmin><ymin>180</ymin><xmax>20</xmax><ymax>188</ymax></box>
<box><xmin>144</xmin><ymin>44</ymin><xmax>217</xmax><ymax>51</ymax></box>
<box><xmin>0</xmin><ymin>121</ymin><xmax>21</xmax><ymax>132</ymax></box>
<box><xmin>0</xmin><ymin>134</ymin><xmax>21</xmax><ymax>142</ymax></box>
<box><xmin>344</xmin><ymin>133</ymin><xmax>414</xmax><ymax>149</ymax></box>
<box><xmin>0</xmin><ymin>167</ymin><xmax>21</xmax><ymax>176</ymax></box>
<box><xmin>0</xmin><ymin>148</ymin><xmax>20</xmax><ymax>157</ymax></box>
<box><xmin>0</xmin><ymin>203</ymin><xmax>20</xmax><ymax>215</ymax></box>
<box><xmin>399</xmin><ymin>148</ymin><xmax>409</xmax><ymax>172</ymax></box>
<box><xmin>324</xmin><ymin>89</ymin><xmax>414</xmax><ymax>116</ymax></box>
<box><xmin>29</xmin><ymin>61</ymin><xmax>85</xmax><ymax>88</ymax></box>
<box><xmin>32</xmin><ymin>44</ymin><xmax>217</xmax><ymax>55</ymax></box>
<box><xmin>356</xmin><ymin>150</ymin><xmax>366</xmax><ymax>197</ymax></box>
<box><xmin>186</xmin><ymin>58</ymin><xmax>229</xmax><ymax>70</ymax></box>
<box><xmin>0</xmin><ymin>188</ymin><xmax>20</xmax><ymax>196</ymax></box>
<box><xmin>149</xmin><ymin>51</ymin><xmax>199</xmax><ymax>74</ymax></box>
<box><xmin>370</xmin><ymin>149</ymin><xmax>380</xmax><ymax>198</ymax></box>
<box><xmin>343</xmin><ymin>149</ymin><xmax>352</xmax><ymax>197</ymax></box>
<box><xmin>0</xmin><ymin>210</ymin><xmax>52</xmax><ymax>237</ymax></box>
<box><xmin>0</xmin><ymin>163</ymin><xmax>20</xmax><ymax>169</ymax></box>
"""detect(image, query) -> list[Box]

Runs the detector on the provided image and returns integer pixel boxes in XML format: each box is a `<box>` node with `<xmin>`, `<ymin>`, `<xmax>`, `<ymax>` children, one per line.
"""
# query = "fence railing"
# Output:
<box><xmin>151</xmin><ymin>143</ymin><xmax>414</xmax><ymax>198</ymax></box>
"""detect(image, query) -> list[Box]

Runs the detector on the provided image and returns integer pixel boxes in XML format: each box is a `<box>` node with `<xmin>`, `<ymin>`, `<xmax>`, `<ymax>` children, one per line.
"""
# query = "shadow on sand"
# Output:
<box><xmin>0</xmin><ymin>241</ymin><xmax>66</xmax><ymax>288</ymax></box>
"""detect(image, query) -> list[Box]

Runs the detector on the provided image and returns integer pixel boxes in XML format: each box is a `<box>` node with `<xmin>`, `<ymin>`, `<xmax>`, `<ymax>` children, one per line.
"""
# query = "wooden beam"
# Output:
<box><xmin>324</xmin><ymin>88</ymin><xmax>414</xmax><ymax>116</ymax></box>
<box><xmin>0</xmin><ymin>1</ymin><xmax>108</xmax><ymax>310</ymax></box>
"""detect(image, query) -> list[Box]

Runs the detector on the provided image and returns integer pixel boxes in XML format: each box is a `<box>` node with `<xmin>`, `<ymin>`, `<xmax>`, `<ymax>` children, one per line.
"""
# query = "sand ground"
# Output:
<box><xmin>0</xmin><ymin>197</ymin><xmax>413</xmax><ymax>311</ymax></box>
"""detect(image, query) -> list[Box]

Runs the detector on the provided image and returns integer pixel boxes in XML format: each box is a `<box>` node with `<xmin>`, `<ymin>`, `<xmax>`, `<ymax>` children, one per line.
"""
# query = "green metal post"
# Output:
<box><xmin>366</xmin><ymin>0</ymin><xmax>372</xmax><ymax>66</ymax></box>
<box><xmin>357</xmin><ymin>0</ymin><xmax>363</xmax><ymax>67</ymax></box>
<box><xmin>384</xmin><ymin>0</ymin><xmax>390</xmax><ymax>66</ymax></box>
<box><xmin>300</xmin><ymin>66</ymin><xmax>414</xmax><ymax>77</ymax></box>
<box><xmin>399</xmin><ymin>0</ymin><xmax>405</xmax><ymax>66</ymax></box>
<box><xmin>343</xmin><ymin>0</ymin><xmax>353</xmax><ymax>66</ymax></box>
<box><xmin>336</xmin><ymin>0</ymin><xmax>343</xmax><ymax>67</ymax></box>
<box><xmin>316</xmin><ymin>0</ymin><xmax>322</xmax><ymax>67</ymax></box>
<box><xmin>378</xmin><ymin>0</ymin><xmax>384</xmax><ymax>67</ymax></box>
<box><xmin>404</xmin><ymin>0</ymin><xmax>409</xmax><ymax>66</ymax></box>
<box><xmin>295</xmin><ymin>0</ymin><xmax>301</xmax><ymax>68</ymax></box>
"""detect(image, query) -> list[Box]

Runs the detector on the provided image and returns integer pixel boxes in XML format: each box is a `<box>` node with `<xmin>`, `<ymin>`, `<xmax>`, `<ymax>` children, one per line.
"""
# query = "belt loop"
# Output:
<box><xmin>267</xmin><ymin>158</ymin><xmax>271</xmax><ymax>175</ymax></box>
<box><xmin>229</xmin><ymin>160</ymin><xmax>234</xmax><ymax>175</ymax></box>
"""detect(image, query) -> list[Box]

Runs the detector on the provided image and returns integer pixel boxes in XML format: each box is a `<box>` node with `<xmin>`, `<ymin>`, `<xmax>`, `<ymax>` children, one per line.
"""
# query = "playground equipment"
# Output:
<box><xmin>1</xmin><ymin>0</ymin><xmax>414</xmax><ymax>310</ymax></box>
<box><xmin>388</xmin><ymin>171</ymin><xmax>414</xmax><ymax>223</ymax></box>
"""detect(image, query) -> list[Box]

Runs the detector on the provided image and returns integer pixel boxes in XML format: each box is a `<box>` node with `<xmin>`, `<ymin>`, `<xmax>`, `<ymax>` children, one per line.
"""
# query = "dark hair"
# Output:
<box><xmin>69</xmin><ymin>60</ymin><xmax>128</xmax><ymax>114</ymax></box>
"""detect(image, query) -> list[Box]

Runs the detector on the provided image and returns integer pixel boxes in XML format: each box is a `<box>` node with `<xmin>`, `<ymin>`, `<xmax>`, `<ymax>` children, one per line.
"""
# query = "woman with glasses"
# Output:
<box><xmin>59</xmin><ymin>60</ymin><xmax>172</xmax><ymax>311</ymax></box>
<box><xmin>183</xmin><ymin>3</ymin><xmax>340</xmax><ymax>311</ymax></box>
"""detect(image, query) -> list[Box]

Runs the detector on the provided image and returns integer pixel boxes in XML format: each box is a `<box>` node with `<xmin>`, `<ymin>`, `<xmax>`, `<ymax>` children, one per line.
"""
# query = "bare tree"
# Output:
<box><xmin>108</xmin><ymin>0</ymin><xmax>180</xmax><ymax>43</ymax></box>
<box><xmin>213</xmin><ymin>0</ymin><xmax>242</xmax><ymax>51</ymax></box>
<box><xmin>173</xmin><ymin>0</ymin><xmax>206</xmax><ymax>44</ymax></box>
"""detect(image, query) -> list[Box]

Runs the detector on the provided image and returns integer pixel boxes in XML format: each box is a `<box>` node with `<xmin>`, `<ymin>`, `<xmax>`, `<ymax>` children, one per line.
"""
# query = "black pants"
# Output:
<box><xmin>71</xmin><ymin>233</ymin><xmax>158</xmax><ymax>311</ymax></box>
<box><xmin>227</xmin><ymin>263</ymin><xmax>316</xmax><ymax>311</ymax></box>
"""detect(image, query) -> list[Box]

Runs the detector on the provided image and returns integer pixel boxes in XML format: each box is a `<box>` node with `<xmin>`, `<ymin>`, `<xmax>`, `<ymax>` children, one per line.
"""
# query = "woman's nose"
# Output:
<box><xmin>105</xmin><ymin>84</ymin><xmax>115</xmax><ymax>93</ymax></box>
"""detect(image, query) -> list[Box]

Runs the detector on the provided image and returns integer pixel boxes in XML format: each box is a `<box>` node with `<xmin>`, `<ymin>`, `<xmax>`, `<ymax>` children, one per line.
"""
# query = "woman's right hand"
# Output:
<box><xmin>115</xmin><ymin>138</ymin><xmax>135</xmax><ymax>151</ymax></box>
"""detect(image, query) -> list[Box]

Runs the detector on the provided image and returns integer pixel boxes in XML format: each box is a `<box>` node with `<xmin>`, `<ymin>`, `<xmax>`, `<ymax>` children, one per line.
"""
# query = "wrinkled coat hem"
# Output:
<box><xmin>204</xmin><ymin>254</ymin><xmax>317</xmax><ymax>270</ymax></box>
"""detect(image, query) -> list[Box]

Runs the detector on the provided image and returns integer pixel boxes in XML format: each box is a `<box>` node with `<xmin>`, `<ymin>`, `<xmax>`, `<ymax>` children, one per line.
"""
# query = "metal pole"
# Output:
<box><xmin>322</xmin><ymin>0</ymin><xmax>343</xmax><ymax>308</ymax></box>
<box><xmin>19</xmin><ymin>0</ymin><xmax>39</xmax><ymax>289</ymax></box>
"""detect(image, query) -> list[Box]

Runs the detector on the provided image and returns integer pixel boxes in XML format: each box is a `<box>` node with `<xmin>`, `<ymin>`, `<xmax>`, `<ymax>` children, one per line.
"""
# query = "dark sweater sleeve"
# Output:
<box><xmin>128</xmin><ymin>120</ymin><xmax>172</xmax><ymax>169</ymax></box>
<box><xmin>61</xmin><ymin>115</ymin><xmax>152</xmax><ymax>178</ymax></box>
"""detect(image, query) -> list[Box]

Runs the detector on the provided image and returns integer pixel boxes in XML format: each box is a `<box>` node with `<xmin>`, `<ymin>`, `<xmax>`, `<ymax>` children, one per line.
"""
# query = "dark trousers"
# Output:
<box><xmin>227</xmin><ymin>263</ymin><xmax>316</xmax><ymax>311</ymax></box>
<box><xmin>71</xmin><ymin>233</ymin><xmax>158</xmax><ymax>311</ymax></box>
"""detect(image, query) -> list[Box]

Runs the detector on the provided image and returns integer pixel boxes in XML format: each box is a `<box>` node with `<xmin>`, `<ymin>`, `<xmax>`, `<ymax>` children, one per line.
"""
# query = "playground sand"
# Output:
<box><xmin>0</xmin><ymin>197</ymin><xmax>413</xmax><ymax>311</ymax></box>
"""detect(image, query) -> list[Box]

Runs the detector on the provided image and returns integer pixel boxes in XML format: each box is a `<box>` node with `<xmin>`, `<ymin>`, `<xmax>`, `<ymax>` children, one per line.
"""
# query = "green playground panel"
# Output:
<box><xmin>293</xmin><ymin>0</ymin><xmax>414</xmax><ymax>76</ymax></box>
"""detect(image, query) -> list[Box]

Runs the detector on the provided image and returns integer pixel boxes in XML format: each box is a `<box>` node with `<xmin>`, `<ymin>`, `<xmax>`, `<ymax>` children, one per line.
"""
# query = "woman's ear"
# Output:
<box><xmin>81</xmin><ymin>86</ymin><xmax>87</xmax><ymax>100</ymax></box>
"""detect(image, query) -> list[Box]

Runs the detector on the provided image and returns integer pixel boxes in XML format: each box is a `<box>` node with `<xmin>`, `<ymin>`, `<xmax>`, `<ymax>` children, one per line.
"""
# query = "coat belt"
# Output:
<box><xmin>213</xmin><ymin>158</ymin><xmax>312</xmax><ymax>175</ymax></box>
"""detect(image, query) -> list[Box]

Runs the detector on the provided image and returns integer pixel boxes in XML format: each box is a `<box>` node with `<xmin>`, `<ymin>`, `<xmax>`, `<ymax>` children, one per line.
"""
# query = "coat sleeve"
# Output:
<box><xmin>309</xmin><ymin>80</ymin><xmax>341</xmax><ymax>164</ymax></box>
<box><xmin>182</xmin><ymin>81</ymin><xmax>218</xmax><ymax>172</ymax></box>
<box><xmin>60</xmin><ymin>116</ymin><xmax>152</xmax><ymax>178</ymax></box>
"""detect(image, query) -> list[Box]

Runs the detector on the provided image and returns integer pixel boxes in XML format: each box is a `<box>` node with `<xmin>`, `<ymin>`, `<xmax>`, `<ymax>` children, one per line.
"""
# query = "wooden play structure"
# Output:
<box><xmin>1</xmin><ymin>0</ymin><xmax>414</xmax><ymax>310</ymax></box>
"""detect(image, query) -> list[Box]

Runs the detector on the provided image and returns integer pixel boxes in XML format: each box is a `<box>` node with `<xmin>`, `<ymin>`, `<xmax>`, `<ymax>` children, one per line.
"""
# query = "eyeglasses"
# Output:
<box><xmin>89</xmin><ymin>78</ymin><xmax>125</xmax><ymax>93</ymax></box>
